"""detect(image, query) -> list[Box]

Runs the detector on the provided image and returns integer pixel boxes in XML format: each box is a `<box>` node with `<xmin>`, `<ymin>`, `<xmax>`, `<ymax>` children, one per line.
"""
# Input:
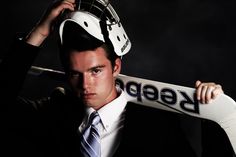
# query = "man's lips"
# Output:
<box><xmin>83</xmin><ymin>93</ymin><xmax>96</xmax><ymax>99</ymax></box>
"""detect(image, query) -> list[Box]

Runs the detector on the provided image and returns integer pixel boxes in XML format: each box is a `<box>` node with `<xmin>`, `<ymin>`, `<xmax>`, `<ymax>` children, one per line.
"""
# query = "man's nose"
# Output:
<box><xmin>82</xmin><ymin>74</ymin><xmax>90</xmax><ymax>89</ymax></box>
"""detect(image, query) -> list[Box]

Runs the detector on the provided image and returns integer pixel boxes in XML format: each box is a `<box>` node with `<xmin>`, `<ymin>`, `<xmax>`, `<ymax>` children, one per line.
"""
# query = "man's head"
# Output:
<box><xmin>58</xmin><ymin>0</ymin><xmax>131</xmax><ymax>109</ymax></box>
<box><xmin>59</xmin><ymin>21</ymin><xmax>121</xmax><ymax>110</ymax></box>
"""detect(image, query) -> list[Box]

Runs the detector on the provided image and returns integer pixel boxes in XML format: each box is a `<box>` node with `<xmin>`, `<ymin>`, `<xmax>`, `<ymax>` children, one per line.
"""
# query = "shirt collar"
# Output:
<box><xmin>85</xmin><ymin>89</ymin><xmax>127</xmax><ymax>131</ymax></box>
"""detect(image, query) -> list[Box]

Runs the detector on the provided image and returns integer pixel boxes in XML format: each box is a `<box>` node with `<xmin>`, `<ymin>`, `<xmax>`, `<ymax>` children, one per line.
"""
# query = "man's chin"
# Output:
<box><xmin>82</xmin><ymin>100</ymin><xmax>101</xmax><ymax>110</ymax></box>
<box><xmin>82</xmin><ymin>99</ymin><xmax>93</xmax><ymax>107</ymax></box>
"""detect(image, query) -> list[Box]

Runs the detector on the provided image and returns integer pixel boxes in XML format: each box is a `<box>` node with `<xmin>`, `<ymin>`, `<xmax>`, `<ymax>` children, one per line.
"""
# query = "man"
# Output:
<box><xmin>0</xmin><ymin>0</ymin><xmax>224</xmax><ymax>157</ymax></box>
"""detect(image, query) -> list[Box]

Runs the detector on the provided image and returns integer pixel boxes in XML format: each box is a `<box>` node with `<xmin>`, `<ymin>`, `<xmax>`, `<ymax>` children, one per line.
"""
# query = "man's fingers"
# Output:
<box><xmin>63</xmin><ymin>0</ymin><xmax>75</xmax><ymax>3</ymax></box>
<box><xmin>196</xmin><ymin>81</ymin><xmax>223</xmax><ymax>104</ymax></box>
<box><xmin>212</xmin><ymin>85</ymin><xmax>223</xmax><ymax>99</ymax></box>
<box><xmin>205</xmin><ymin>86</ymin><xmax>215</xmax><ymax>103</ymax></box>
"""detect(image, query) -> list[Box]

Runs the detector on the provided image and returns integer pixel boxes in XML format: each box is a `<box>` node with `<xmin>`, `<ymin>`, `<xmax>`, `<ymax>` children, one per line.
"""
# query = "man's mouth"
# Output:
<box><xmin>83</xmin><ymin>93</ymin><xmax>96</xmax><ymax>99</ymax></box>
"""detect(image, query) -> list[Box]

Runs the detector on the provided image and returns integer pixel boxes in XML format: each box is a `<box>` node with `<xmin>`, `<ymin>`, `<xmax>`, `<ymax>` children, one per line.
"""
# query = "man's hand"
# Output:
<box><xmin>26</xmin><ymin>0</ymin><xmax>76</xmax><ymax>46</ymax></box>
<box><xmin>195</xmin><ymin>80</ymin><xmax>224</xmax><ymax>104</ymax></box>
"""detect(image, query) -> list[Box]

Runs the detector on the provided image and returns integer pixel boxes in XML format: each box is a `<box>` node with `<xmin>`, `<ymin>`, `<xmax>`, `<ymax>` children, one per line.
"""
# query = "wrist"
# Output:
<box><xmin>25</xmin><ymin>26</ymin><xmax>49</xmax><ymax>47</ymax></box>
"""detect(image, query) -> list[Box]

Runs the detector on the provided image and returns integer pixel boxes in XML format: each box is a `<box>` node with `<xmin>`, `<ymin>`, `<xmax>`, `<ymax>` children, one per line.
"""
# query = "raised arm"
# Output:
<box><xmin>0</xmin><ymin>0</ymin><xmax>75</xmax><ymax>101</ymax></box>
<box><xmin>26</xmin><ymin>0</ymin><xmax>75</xmax><ymax>46</ymax></box>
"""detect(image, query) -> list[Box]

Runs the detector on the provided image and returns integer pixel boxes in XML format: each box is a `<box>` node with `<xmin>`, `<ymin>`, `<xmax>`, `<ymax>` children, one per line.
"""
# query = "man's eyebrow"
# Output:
<box><xmin>88</xmin><ymin>65</ymin><xmax>106</xmax><ymax>71</ymax></box>
<box><xmin>69</xmin><ymin>65</ymin><xmax>106</xmax><ymax>74</ymax></box>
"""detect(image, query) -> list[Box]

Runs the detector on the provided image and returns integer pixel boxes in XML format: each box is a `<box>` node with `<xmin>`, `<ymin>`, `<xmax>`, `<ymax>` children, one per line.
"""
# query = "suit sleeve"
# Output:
<box><xmin>0</xmin><ymin>37</ymin><xmax>40</xmax><ymax>106</ymax></box>
<box><xmin>0</xmin><ymin>36</ymin><xmax>44</xmax><ymax>127</ymax></box>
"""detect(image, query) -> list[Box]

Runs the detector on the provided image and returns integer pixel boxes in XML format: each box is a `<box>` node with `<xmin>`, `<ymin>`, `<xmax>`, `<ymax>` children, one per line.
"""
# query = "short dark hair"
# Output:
<box><xmin>59</xmin><ymin>21</ymin><xmax>119</xmax><ymax>73</ymax></box>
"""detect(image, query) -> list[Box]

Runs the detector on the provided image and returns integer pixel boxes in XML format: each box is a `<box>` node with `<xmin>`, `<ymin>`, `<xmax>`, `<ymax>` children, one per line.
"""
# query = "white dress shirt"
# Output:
<box><xmin>78</xmin><ymin>88</ymin><xmax>128</xmax><ymax>157</ymax></box>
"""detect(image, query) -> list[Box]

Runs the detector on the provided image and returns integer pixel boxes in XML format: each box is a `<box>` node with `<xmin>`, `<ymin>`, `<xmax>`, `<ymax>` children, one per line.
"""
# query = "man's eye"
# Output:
<box><xmin>92</xmin><ymin>69</ymin><xmax>101</xmax><ymax>75</ymax></box>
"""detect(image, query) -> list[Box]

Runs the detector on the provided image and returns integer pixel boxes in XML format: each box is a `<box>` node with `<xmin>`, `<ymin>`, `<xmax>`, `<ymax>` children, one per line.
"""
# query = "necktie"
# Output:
<box><xmin>80</xmin><ymin>111</ymin><xmax>101</xmax><ymax>157</ymax></box>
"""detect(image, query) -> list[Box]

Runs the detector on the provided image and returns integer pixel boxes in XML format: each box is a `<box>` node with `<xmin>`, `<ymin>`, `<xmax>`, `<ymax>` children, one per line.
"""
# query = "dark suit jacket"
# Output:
<box><xmin>3</xmin><ymin>86</ymin><xmax>197</xmax><ymax>157</ymax></box>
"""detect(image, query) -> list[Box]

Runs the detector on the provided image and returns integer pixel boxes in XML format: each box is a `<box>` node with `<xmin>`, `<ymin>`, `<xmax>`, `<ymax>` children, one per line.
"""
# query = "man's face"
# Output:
<box><xmin>67</xmin><ymin>47</ymin><xmax>121</xmax><ymax>110</ymax></box>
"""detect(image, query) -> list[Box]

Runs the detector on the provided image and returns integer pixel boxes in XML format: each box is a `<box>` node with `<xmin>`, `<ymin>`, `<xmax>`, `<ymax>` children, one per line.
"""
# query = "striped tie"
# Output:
<box><xmin>80</xmin><ymin>111</ymin><xmax>101</xmax><ymax>157</ymax></box>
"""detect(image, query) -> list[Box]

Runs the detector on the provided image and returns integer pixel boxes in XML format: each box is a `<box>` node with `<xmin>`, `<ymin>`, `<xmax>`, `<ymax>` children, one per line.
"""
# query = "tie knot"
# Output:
<box><xmin>89</xmin><ymin>111</ymin><xmax>100</xmax><ymax>126</ymax></box>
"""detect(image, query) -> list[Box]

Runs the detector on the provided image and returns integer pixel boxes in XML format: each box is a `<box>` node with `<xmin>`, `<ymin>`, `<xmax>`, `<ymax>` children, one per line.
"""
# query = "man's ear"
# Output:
<box><xmin>113</xmin><ymin>58</ymin><xmax>121</xmax><ymax>77</ymax></box>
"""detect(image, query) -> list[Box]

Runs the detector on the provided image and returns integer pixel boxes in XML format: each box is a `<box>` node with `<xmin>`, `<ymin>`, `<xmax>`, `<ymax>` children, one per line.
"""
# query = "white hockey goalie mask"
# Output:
<box><xmin>59</xmin><ymin>0</ymin><xmax>131</xmax><ymax>56</ymax></box>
